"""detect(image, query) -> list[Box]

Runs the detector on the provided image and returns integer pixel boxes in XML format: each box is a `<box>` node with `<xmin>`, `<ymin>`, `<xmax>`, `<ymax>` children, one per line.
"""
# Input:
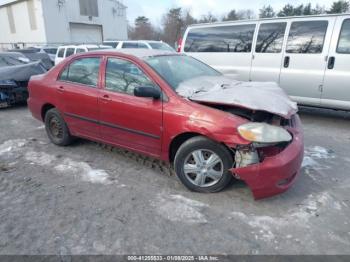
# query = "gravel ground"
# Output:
<box><xmin>0</xmin><ymin>105</ymin><xmax>349</xmax><ymax>255</ymax></box>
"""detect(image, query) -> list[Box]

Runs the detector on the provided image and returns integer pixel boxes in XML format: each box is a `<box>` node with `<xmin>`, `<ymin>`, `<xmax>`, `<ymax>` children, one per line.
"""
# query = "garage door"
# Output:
<box><xmin>69</xmin><ymin>23</ymin><xmax>103</xmax><ymax>43</ymax></box>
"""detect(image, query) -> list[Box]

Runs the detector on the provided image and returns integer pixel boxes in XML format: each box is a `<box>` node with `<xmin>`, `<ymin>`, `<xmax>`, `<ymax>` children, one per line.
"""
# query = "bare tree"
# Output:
<box><xmin>128</xmin><ymin>16</ymin><xmax>157</xmax><ymax>40</ymax></box>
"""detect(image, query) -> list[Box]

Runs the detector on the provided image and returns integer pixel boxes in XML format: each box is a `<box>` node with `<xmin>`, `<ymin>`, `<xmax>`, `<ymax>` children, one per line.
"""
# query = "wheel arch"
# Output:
<box><xmin>168</xmin><ymin>132</ymin><xmax>236</xmax><ymax>163</ymax></box>
<box><xmin>41</xmin><ymin>103</ymin><xmax>56</xmax><ymax>121</ymax></box>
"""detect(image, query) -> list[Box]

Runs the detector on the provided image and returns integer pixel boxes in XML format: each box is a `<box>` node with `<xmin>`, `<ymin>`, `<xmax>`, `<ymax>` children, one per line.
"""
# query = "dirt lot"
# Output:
<box><xmin>0</xmin><ymin>105</ymin><xmax>349</xmax><ymax>255</ymax></box>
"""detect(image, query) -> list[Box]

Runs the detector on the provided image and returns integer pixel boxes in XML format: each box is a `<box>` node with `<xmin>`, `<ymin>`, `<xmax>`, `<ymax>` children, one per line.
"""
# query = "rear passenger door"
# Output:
<box><xmin>57</xmin><ymin>57</ymin><xmax>102</xmax><ymax>139</ymax></box>
<box><xmin>279</xmin><ymin>17</ymin><xmax>335</xmax><ymax>106</ymax></box>
<box><xmin>250</xmin><ymin>21</ymin><xmax>287</xmax><ymax>82</ymax></box>
<box><xmin>183</xmin><ymin>23</ymin><xmax>256</xmax><ymax>80</ymax></box>
<box><xmin>321</xmin><ymin>16</ymin><xmax>350</xmax><ymax>110</ymax></box>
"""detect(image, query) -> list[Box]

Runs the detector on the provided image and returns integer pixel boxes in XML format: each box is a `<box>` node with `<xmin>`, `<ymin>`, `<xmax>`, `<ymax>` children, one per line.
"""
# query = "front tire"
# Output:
<box><xmin>44</xmin><ymin>108</ymin><xmax>73</xmax><ymax>146</ymax></box>
<box><xmin>174</xmin><ymin>136</ymin><xmax>233</xmax><ymax>193</ymax></box>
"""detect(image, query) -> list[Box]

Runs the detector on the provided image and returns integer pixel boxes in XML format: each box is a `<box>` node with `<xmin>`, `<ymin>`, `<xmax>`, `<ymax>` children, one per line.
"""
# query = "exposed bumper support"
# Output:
<box><xmin>230</xmin><ymin>115</ymin><xmax>304</xmax><ymax>200</ymax></box>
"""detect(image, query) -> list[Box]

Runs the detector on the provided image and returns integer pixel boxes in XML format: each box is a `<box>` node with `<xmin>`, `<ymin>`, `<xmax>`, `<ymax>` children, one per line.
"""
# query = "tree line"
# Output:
<box><xmin>128</xmin><ymin>1</ymin><xmax>350</xmax><ymax>46</ymax></box>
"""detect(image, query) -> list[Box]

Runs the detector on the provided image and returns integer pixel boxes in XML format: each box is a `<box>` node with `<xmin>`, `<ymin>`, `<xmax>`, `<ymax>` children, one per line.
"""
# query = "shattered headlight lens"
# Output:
<box><xmin>238</xmin><ymin>122</ymin><xmax>292</xmax><ymax>143</ymax></box>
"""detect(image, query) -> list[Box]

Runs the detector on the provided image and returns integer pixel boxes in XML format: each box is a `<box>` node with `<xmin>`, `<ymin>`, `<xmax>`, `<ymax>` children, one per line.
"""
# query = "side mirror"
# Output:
<box><xmin>134</xmin><ymin>86</ymin><xmax>161</xmax><ymax>100</ymax></box>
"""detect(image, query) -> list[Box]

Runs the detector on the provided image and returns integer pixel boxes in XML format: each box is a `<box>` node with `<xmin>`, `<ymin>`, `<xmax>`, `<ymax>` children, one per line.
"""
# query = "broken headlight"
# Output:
<box><xmin>238</xmin><ymin>122</ymin><xmax>292</xmax><ymax>143</ymax></box>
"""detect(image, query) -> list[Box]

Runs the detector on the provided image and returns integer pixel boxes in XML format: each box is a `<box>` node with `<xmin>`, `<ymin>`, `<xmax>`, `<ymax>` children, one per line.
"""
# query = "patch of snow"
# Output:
<box><xmin>55</xmin><ymin>158</ymin><xmax>111</xmax><ymax>184</ymax></box>
<box><xmin>153</xmin><ymin>194</ymin><xmax>208</xmax><ymax>223</ymax></box>
<box><xmin>0</xmin><ymin>139</ymin><xmax>26</xmax><ymax>155</ymax></box>
<box><xmin>25</xmin><ymin>151</ymin><xmax>56</xmax><ymax>165</ymax></box>
<box><xmin>231</xmin><ymin>191</ymin><xmax>343</xmax><ymax>242</ymax></box>
<box><xmin>303</xmin><ymin>146</ymin><xmax>335</xmax><ymax>168</ymax></box>
<box><xmin>302</xmin><ymin>146</ymin><xmax>335</xmax><ymax>180</ymax></box>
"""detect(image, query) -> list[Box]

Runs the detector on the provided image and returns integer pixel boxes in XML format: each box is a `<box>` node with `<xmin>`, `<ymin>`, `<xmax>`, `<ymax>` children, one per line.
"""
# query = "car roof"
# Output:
<box><xmin>89</xmin><ymin>48</ymin><xmax>179</xmax><ymax>59</ymax></box>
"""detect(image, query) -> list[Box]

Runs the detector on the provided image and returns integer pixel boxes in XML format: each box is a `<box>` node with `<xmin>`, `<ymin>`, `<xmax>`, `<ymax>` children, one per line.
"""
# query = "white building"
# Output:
<box><xmin>0</xmin><ymin>0</ymin><xmax>128</xmax><ymax>45</ymax></box>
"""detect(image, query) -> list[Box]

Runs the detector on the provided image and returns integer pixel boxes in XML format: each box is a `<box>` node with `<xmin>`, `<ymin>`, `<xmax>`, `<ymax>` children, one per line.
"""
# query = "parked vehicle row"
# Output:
<box><xmin>54</xmin><ymin>44</ymin><xmax>112</xmax><ymax>65</ymax></box>
<box><xmin>180</xmin><ymin>14</ymin><xmax>350</xmax><ymax>111</ymax></box>
<box><xmin>0</xmin><ymin>52</ymin><xmax>47</xmax><ymax>108</ymax></box>
<box><xmin>27</xmin><ymin>49</ymin><xmax>303</xmax><ymax>200</ymax></box>
<box><xmin>103</xmin><ymin>40</ymin><xmax>175</xmax><ymax>51</ymax></box>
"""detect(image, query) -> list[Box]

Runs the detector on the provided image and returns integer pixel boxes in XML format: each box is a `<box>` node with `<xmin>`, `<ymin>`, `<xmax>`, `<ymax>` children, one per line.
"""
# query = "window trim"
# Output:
<box><xmin>286</xmin><ymin>20</ymin><xmax>329</xmax><ymax>54</ymax></box>
<box><xmin>103</xmin><ymin>56</ymin><xmax>165</xmax><ymax>100</ymax></box>
<box><xmin>57</xmin><ymin>56</ymin><xmax>102</xmax><ymax>88</ymax></box>
<box><xmin>255</xmin><ymin>22</ymin><xmax>287</xmax><ymax>54</ymax></box>
<box><xmin>336</xmin><ymin>18</ymin><xmax>350</xmax><ymax>54</ymax></box>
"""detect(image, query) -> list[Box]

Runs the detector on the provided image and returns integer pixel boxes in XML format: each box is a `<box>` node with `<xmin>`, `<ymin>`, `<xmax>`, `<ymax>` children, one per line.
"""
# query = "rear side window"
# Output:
<box><xmin>286</xmin><ymin>21</ymin><xmax>328</xmax><ymax>54</ymax></box>
<box><xmin>337</xmin><ymin>19</ymin><xmax>350</xmax><ymax>54</ymax></box>
<box><xmin>76</xmin><ymin>48</ymin><xmax>86</xmax><ymax>53</ymax></box>
<box><xmin>59</xmin><ymin>57</ymin><xmax>100</xmax><ymax>87</ymax></box>
<box><xmin>65</xmin><ymin>48</ymin><xmax>75</xmax><ymax>57</ymax></box>
<box><xmin>184</xmin><ymin>24</ymin><xmax>256</xmax><ymax>53</ymax></box>
<box><xmin>256</xmin><ymin>22</ymin><xmax>287</xmax><ymax>53</ymax></box>
<box><xmin>57</xmin><ymin>48</ymin><xmax>65</xmax><ymax>58</ymax></box>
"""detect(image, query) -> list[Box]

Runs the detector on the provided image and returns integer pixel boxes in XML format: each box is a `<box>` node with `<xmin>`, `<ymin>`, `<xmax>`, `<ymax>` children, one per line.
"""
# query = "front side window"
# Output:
<box><xmin>286</xmin><ymin>21</ymin><xmax>328</xmax><ymax>54</ymax></box>
<box><xmin>105</xmin><ymin>58</ymin><xmax>156</xmax><ymax>95</ymax></box>
<box><xmin>337</xmin><ymin>19</ymin><xmax>350</xmax><ymax>54</ymax></box>
<box><xmin>57</xmin><ymin>48</ymin><xmax>65</xmax><ymax>58</ymax></box>
<box><xmin>65</xmin><ymin>48</ymin><xmax>75</xmax><ymax>57</ymax></box>
<box><xmin>59</xmin><ymin>57</ymin><xmax>100</xmax><ymax>87</ymax></box>
<box><xmin>256</xmin><ymin>22</ymin><xmax>287</xmax><ymax>53</ymax></box>
<box><xmin>184</xmin><ymin>24</ymin><xmax>256</xmax><ymax>53</ymax></box>
<box><xmin>146</xmin><ymin>55</ymin><xmax>221</xmax><ymax>90</ymax></box>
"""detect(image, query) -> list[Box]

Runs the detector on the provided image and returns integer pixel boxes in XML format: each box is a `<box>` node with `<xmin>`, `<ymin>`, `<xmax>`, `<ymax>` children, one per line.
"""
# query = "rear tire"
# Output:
<box><xmin>44</xmin><ymin>108</ymin><xmax>73</xmax><ymax>146</ymax></box>
<box><xmin>174</xmin><ymin>136</ymin><xmax>233</xmax><ymax>193</ymax></box>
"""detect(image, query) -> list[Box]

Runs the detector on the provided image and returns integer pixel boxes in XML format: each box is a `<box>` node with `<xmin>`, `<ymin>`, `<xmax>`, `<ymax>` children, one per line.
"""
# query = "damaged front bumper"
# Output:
<box><xmin>0</xmin><ymin>80</ymin><xmax>29</xmax><ymax>108</ymax></box>
<box><xmin>230</xmin><ymin>115</ymin><xmax>304</xmax><ymax>200</ymax></box>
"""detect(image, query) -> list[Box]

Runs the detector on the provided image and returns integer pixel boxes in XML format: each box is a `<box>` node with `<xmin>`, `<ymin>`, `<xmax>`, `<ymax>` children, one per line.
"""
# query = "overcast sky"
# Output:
<box><xmin>125</xmin><ymin>0</ymin><xmax>337</xmax><ymax>25</ymax></box>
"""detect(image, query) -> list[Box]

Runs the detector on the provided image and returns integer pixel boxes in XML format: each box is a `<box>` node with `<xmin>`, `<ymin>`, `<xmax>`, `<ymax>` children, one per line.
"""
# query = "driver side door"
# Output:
<box><xmin>99</xmin><ymin>57</ymin><xmax>163</xmax><ymax>157</ymax></box>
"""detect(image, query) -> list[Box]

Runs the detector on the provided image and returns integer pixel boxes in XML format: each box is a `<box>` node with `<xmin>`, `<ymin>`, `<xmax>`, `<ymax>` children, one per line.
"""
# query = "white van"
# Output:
<box><xmin>55</xmin><ymin>45</ymin><xmax>111</xmax><ymax>65</ymax></box>
<box><xmin>180</xmin><ymin>14</ymin><xmax>350</xmax><ymax>110</ymax></box>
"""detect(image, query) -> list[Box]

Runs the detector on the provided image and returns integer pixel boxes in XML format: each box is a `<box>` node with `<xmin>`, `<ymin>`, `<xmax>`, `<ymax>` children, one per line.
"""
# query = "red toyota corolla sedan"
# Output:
<box><xmin>28</xmin><ymin>49</ymin><xmax>304</xmax><ymax>200</ymax></box>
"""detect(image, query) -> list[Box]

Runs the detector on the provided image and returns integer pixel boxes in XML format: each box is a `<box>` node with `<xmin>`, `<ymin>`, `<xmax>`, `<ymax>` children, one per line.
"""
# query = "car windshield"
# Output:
<box><xmin>145</xmin><ymin>55</ymin><xmax>221</xmax><ymax>90</ymax></box>
<box><xmin>149</xmin><ymin>42</ymin><xmax>174</xmax><ymax>51</ymax></box>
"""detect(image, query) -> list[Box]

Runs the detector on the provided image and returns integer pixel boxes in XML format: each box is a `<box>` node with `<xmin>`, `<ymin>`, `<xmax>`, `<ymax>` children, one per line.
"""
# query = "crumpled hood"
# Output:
<box><xmin>0</xmin><ymin>61</ymin><xmax>46</xmax><ymax>82</ymax></box>
<box><xmin>176</xmin><ymin>75</ymin><xmax>298</xmax><ymax>119</ymax></box>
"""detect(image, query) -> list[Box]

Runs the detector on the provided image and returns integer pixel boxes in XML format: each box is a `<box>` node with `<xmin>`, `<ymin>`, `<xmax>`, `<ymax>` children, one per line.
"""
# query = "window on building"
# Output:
<box><xmin>286</xmin><ymin>21</ymin><xmax>328</xmax><ymax>54</ymax></box>
<box><xmin>6</xmin><ymin>6</ymin><xmax>16</xmax><ymax>34</ymax></box>
<box><xmin>337</xmin><ymin>19</ymin><xmax>350</xmax><ymax>54</ymax></box>
<box><xmin>105</xmin><ymin>58</ymin><xmax>156</xmax><ymax>95</ymax></box>
<box><xmin>184</xmin><ymin>24</ymin><xmax>256</xmax><ymax>53</ymax></box>
<box><xmin>79</xmin><ymin>0</ymin><xmax>99</xmax><ymax>17</ymax></box>
<box><xmin>59</xmin><ymin>57</ymin><xmax>101</xmax><ymax>87</ymax></box>
<box><xmin>255</xmin><ymin>22</ymin><xmax>287</xmax><ymax>53</ymax></box>
<box><xmin>27</xmin><ymin>0</ymin><xmax>37</xmax><ymax>30</ymax></box>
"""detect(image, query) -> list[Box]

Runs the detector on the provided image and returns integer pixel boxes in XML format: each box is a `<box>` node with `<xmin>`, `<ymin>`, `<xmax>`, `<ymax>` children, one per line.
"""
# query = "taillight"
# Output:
<box><xmin>177</xmin><ymin>38</ymin><xmax>183</xmax><ymax>52</ymax></box>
